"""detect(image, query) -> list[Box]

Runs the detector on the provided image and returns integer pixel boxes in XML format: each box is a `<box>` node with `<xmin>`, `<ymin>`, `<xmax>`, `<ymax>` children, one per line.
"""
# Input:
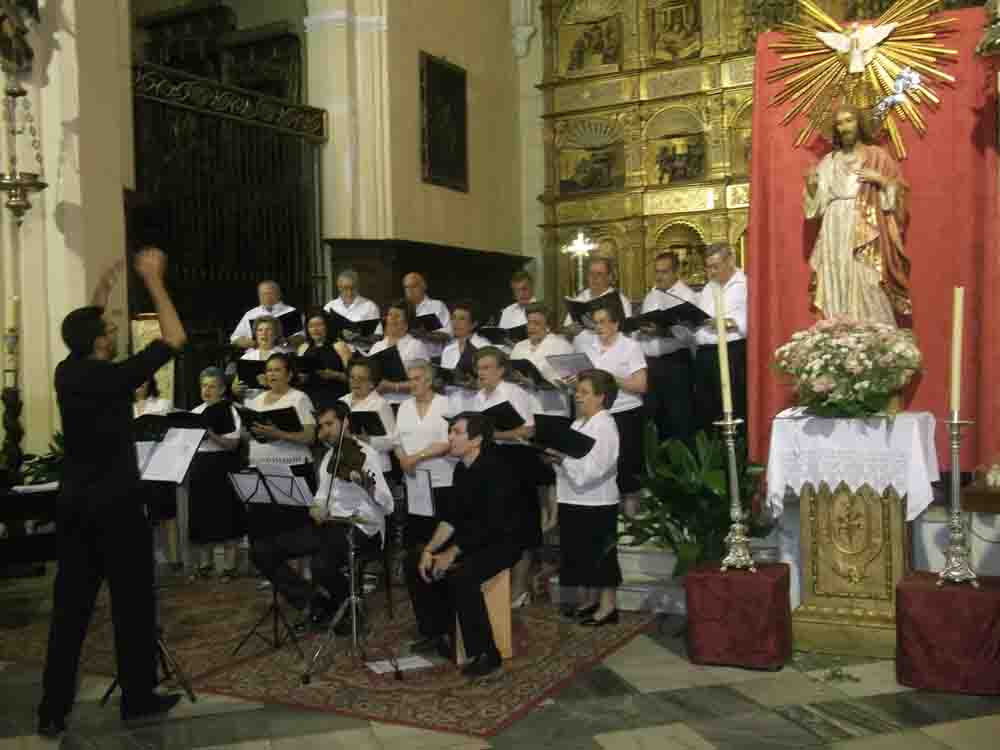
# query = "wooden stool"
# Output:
<box><xmin>897</xmin><ymin>572</ymin><xmax>1000</xmax><ymax>694</ymax></box>
<box><xmin>685</xmin><ymin>562</ymin><xmax>791</xmax><ymax>670</ymax></box>
<box><xmin>455</xmin><ymin>568</ymin><xmax>513</xmax><ymax>663</ymax></box>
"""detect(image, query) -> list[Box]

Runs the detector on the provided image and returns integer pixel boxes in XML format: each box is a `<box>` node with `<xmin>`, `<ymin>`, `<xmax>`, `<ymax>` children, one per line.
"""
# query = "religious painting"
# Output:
<box><xmin>652</xmin><ymin>223</ymin><xmax>707</xmax><ymax>287</ymax></box>
<box><xmin>649</xmin><ymin>0</ymin><xmax>701</xmax><ymax>64</ymax></box>
<box><xmin>420</xmin><ymin>52</ymin><xmax>468</xmax><ymax>192</ymax></box>
<box><xmin>646</xmin><ymin>134</ymin><xmax>707</xmax><ymax>186</ymax></box>
<box><xmin>558</xmin><ymin>143</ymin><xmax>626</xmax><ymax>195</ymax></box>
<box><xmin>729</xmin><ymin>104</ymin><xmax>753</xmax><ymax>177</ymax></box>
<box><xmin>559</xmin><ymin>15</ymin><xmax>622</xmax><ymax>77</ymax></box>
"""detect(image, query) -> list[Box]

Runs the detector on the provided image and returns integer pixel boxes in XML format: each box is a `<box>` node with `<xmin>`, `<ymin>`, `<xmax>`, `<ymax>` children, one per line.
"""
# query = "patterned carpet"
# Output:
<box><xmin>0</xmin><ymin>578</ymin><xmax>653</xmax><ymax>737</ymax></box>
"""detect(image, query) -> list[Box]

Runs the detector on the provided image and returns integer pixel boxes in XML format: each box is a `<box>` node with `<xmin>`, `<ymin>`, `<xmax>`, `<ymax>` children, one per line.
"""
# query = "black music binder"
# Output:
<box><xmin>509</xmin><ymin>358</ymin><xmax>557</xmax><ymax>390</ymax></box>
<box><xmin>236</xmin><ymin>359</ymin><xmax>267</xmax><ymax>387</ymax></box>
<box><xmin>480</xmin><ymin>401</ymin><xmax>526</xmax><ymax>432</ymax></box>
<box><xmin>623</xmin><ymin>301</ymin><xmax>710</xmax><ymax>334</ymax></box>
<box><xmin>564</xmin><ymin>294</ymin><xmax>625</xmax><ymax>325</ymax></box>
<box><xmin>348</xmin><ymin>410</ymin><xmax>387</xmax><ymax>437</ymax></box>
<box><xmin>411</xmin><ymin>313</ymin><xmax>444</xmax><ymax>333</ymax></box>
<box><xmin>368</xmin><ymin>345</ymin><xmax>408</xmax><ymax>382</ymax></box>
<box><xmin>326</xmin><ymin>310</ymin><xmax>380</xmax><ymax>339</ymax></box>
<box><xmin>478</xmin><ymin>325</ymin><xmax>528</xmax><ymax>346</ymax></box>
<box><xmin>531</xmin><ymin>414</ymin><xmax>595</xmax><ymax>459</ymax></box>
<box><xmin>250</xmin><ymin>308</ymin><xmax>301</xmax><ymax>338</ymax></box>
<box><xmin>235</xmin><ymin>405</ymin><xmax>304</xmax><ymax>436</ymax></box>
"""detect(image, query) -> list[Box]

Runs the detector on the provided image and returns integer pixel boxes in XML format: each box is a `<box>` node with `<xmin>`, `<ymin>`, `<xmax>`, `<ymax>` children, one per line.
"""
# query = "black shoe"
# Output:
<box><xmin>308</xmin><ymin>595</ymin><xmax>336</xmax><ymax>627</ymax></box>
<box><xmin>121</xmin><ymin>692</ymin><xmax>181</xmax><ymax>722</ymax></box>
<box><xmin>37</xmin><ymin>714</ymin><xmax>67</xmax><ymax>738</ymax></box>
<box><xmin>579</xmin><ymin>609</ymin><xmax>619</xmax><ymax>627</ymax></box>
<box><xmin>461</xmin><ymin>648</ymin><xmax>502</xmax><ymax>678</ymax></box>
<box><xmin>574</xmin><ymin>603</ymin><xmax>600</xmax><ymax>619</ymax></box>
<box><xmin>410</xmin><ymin>634</ymin><xmax>451</xmax><ymax>660</ymax></box>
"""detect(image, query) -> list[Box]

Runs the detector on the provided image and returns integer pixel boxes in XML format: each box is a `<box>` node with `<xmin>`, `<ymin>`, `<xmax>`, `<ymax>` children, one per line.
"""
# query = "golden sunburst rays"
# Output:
<box><xmin>767</xmin><ymin>0</ymin><xmax>957</xmax><ymax>158</ymax></box>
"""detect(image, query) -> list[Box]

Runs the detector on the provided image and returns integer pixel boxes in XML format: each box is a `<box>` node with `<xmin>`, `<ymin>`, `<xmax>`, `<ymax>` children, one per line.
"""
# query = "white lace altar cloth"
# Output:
<box><xmin>766</xmin><ymin>408</ymin><xmax>939</xmax><ymax>521</ymax></box>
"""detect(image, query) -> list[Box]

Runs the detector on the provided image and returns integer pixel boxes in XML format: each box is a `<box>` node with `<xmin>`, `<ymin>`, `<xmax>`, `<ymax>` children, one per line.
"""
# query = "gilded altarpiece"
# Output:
<box><xmin>540</xmin><ymin>0</ymin><xmax>844</xmax><ymax>305</ymax></box>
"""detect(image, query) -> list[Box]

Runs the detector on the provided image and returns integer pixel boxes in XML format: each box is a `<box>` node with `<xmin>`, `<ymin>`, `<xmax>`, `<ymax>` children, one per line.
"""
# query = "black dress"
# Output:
<box><xmin>187</xmin><ymin>403</ymin><xmax>246</xmax><ymax>544</ymax></box>
<box><xmin>298</xmin><ymin>342</ymin><xmax>348</xmax><ymax>410</ymax></box>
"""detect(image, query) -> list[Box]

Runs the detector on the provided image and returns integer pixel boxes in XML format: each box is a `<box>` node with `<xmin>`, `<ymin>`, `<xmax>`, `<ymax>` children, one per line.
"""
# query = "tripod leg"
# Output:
<box><xmin>232</xmin><ymin>604</ymin><xmax>276</xmax><ymax>656</ymax></box>
<box><xmin>273</xmin><ymin>603</ymin><xmax>305</xmax><ymax>661</ymax></box>
<box><xmin>157</xmin><ymin>637</ymin><xmax>196</xmax><ymax>703</ymax></box>
<box><xmin>98</xmin><ymin>677</ymin><xmax>119</xmax><ymax>708</ymax></box>
<box><xmin>301</xmin><ymin>596</ymin><xmax>351</xmax><ymax>685</ymax></box>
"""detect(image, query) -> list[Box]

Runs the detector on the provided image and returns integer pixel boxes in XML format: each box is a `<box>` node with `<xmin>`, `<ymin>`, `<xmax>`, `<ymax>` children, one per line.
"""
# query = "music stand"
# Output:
<box><xmin>229</xmin><ymin>465</ymin><xmax>312</xmax><ymax>660</ymax></box>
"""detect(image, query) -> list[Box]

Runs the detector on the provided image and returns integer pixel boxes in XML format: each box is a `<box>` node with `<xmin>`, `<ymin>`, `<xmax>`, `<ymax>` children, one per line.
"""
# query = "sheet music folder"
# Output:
<box><xmin>564</xmin><ymin>295</ymin><xmax>625</xmax><ymax>325</ymax></box>
<box><xmin>236</xmin><ymin>359</ymin><xmax>267</xmax><ymax>386</ymax></box>
<box><xmin>478</xmin><ymin>325</ymin><xmax>527</xmax><ymax>346</ymax></box>
<box><xmin>623</xmin><ymin>299</ymin><xmax>710</xmax><ymax>333</ymax></box>
<box><xmin>411</xmin><ymin>313</ymin><xmax>444</xmax><ymax>333</ymax></box>
<box><xmin>531</xmin><ymin>414</ymin><xmax>595</xmax><ymax>459</ymax></box>
<box><xmin>348</xmin><ymin>410</ymin><xmax>386</xmax><ymax>437</ymax></box>
<box><xmin>510</xmin><ymin>358</ymin><xmax>557</xmax><ymax>390</ymax></box>
<box><xmin>368</xmin><ymin>345</ymin><xmax>408</xmax><ymax>382</ymax></box>
<box><xmin>545</xmin><ymin>352</ymin><xmax>594</xmax><ymax>380</ymax></box>
<box><xmin>235</xmin><ymin>405</ymin><xmax>304</xmax><ymax>435</ymax></box>
<box><xmin>133</xmin><ymin>412</ymin><xmax>213</xmax><ymax>484</ymax></box>
<box><xmin>249</xmin><ymin>308</ymin><xmax>301</xmax><ymax>338</ymax></box>
<box><xmin>480</xmin><ymin>401</ymin><xmax>525</xmax><ymax>432</ymax></box>
<box><xmin>326</xmin><ymin>310</ymin><xmax>380</xmax><ymax>339</ymax></box>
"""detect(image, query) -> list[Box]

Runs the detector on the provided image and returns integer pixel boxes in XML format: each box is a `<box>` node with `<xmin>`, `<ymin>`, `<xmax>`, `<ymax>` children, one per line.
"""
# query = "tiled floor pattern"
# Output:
<box><xmin>0</xmin><ymin>615</ymin><xmax>998</xmax><ymax>749</ymax></box>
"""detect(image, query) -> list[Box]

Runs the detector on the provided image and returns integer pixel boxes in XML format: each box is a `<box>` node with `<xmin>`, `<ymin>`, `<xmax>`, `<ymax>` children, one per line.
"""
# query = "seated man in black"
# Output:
<box><xmin>250</xmin><ymin>402</ymin><xmax>393</xmax><ymax>629</ymax></box>
<box><xmin>39</xmin><ymin>248</ymin><xmax>187</xmax><ymax>737</ymax></box>
<box><xmin>408</xmin><ymin>412</ymin><xmax>520</xmax><ymax>678</ymax></box>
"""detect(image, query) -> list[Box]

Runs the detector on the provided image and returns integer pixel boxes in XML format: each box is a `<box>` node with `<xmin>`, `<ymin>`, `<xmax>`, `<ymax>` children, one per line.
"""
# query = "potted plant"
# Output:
<box><xmin>624</xmin><ymin>424</ymin><xmax>771</xmax><ymax>578</ymax></box>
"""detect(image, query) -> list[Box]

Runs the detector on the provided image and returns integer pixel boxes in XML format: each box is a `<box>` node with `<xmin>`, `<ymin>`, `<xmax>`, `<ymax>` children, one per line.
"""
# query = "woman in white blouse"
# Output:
<box><xmin>473</xmin><ymin>346</ymin><xmax>540</xmax><ymax>607</ymax></box>
<box><xmin>440</xmin><ymin>300</ymin><xmax>489</xmax><ymax>414</ymax></box>
<box><xmin>575</xmin><ymin>301</ymin><xmax>647</xmax><ymax>498</ymax></box>
<box><xmin>133</xmin><ymin>378</ymin><xmax>171</xmax><ymax>417</ymax></box>
<box><xmin>394</xmin><ymin>360</ymin><xmax>456</xmax><ymax>619</ymax></box>
<box><xmin>133</xmin><ymin>377</ymin><xmax>178</xmax><ymax>567</ymax></box>
<box><xmin>510</xmin><ymin>302</ymin><xmax>574</xmax><ymax>418</ymax></box>
<box><xmin>545</xmin><ymin>369</ymin><xmax>622</xmax><ymax>626</ymax></box>
<box><xmin>244</xmin><ymin>353</ymin><xmax>316</xmax><ymax>468</ymax></box>
<box><xmin>187</xmin><ymin>367</ymin><xmax>244</xmax><ymax>582</ymax></box>
<box><xmin>233</xmin><ymin>316</ymin><xmax>291</xmax><ymax>399</ymax></box>
<box><xmin>340</xmin><ymin>358</ymin><xmax>397</xmax><ymax>476</ymax></box>
<box><xmin>369</xmin><ymin>300</ymin><xmax>431</xmax><ymax>407</ymax></box>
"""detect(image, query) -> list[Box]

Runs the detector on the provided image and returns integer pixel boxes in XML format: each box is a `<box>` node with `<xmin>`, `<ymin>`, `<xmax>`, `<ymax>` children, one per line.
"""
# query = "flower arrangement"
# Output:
<box><xmin>774</xmin><ymin>319</ymin><xmax>921</xmax><ymax>418</ymax></box>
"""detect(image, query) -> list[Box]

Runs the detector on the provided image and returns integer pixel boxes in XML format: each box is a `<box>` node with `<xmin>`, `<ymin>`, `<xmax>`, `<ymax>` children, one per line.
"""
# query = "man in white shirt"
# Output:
<box><xmin>403</xmin><ymin>272</ymin><xmax>452</xmax><ymax>358</ymax></box>
<box><xmin>638</xmin><ymin>252</ymin><xmax>697</xmax><ymax>442</ymax></box>
<box><xmin>498</xmin><ymin>270</ymin><xmax>537</xmax><ymax>330</ymax></box>
<box><xmin>562</xmin><ymin>256</ymin><xmax>632</xmax><ymax>349</ymax></box>
<box><xmin>693</xmin><ymin>243</ymin><xmax>748</xmax><ymax>433</ymax></box>
<box><xmin>324</xmin><ymin>269</ymin><xmax>380</xmax><ymax>324</ymax></box>
<box><xmin>230</xmin><ymin>280</ymin><xmax>300</xmax><ymax>349</ymax></box>
<box><xmin>249</xmin><ymin>403</ymin><xmax>393</xmax><ymax>631</ymax></box>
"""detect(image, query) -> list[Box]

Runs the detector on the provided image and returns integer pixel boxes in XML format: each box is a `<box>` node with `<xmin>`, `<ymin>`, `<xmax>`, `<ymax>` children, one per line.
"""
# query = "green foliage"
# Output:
<box><xmin>623</xmin><ymin>423</ymin><xmax>771</xmax><ymax>577</ymax></box>
<box><xmin>19</xmin><ymin>432</ymin><xmax>64</xmax><ymax>486</ymax></box>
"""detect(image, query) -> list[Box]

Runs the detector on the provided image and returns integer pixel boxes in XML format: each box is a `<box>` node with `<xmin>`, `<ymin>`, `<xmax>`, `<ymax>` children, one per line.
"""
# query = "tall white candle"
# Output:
<box><xmin>950</xmin><ymin>286</ymin><xmax>964</xmax><ymax>415</ymax></box>
<box><xmin>713</xmin><ymin>285</ymin><xmax>734</xmax><ymax>416</ymax></box>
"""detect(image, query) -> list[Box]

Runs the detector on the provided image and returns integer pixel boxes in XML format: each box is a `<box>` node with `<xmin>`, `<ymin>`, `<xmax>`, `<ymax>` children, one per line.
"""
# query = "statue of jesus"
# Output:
<box><xmin>804</xmin><ymin>104</ymin><xmax>911</xmax><ymax>325</ymax></box>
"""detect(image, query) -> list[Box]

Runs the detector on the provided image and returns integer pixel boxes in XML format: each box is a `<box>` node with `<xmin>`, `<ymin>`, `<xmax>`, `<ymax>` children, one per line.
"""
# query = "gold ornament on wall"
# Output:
<box><xmin>768</xmin><ymin>0</ymin><xmax>957</xmax><ymax>158</ymax></box>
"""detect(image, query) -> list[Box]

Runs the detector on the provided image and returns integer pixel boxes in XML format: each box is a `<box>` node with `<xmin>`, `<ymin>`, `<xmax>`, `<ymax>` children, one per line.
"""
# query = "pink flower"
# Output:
<box><xmin>811</xmin><ymin>375</ymin><xmax>836</xmax><ymax>393</ymax></box>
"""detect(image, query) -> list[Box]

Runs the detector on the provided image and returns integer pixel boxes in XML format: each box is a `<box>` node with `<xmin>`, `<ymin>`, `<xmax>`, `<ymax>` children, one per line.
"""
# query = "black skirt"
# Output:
<box><xmin>558</xmin><ymin>503</ymin><xmax>622</xmax><ymax>588</ymax></box>
<box><xmin>613</xmin><ymin>407</ymin><xmax>645</xmax><ymax>495</ymax></box>
<box><xmin>188</xmin><ymin>450</ymin><xmax>246</xmax><ymax>544</ymax></box>
<box><xmin>495</xmin><ymin>443</ymin><xmax>543</xmax><ymax>552</ymax></box>
<box><xmin>144</xmin><ymin>481</ymin><xmax>177</xmax><ymax>522</ymax></box>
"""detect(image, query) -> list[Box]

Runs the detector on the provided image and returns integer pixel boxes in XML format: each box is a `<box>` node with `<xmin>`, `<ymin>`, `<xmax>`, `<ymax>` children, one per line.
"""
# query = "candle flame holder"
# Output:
<box><xmin>937</xmin><ymin>412</ymin><xmax>978</xmax><ymax>588</ymax></box>
<box><xmin>715</xmin><ymin>412</ymin><xmax>756</xmax><ymax>573</ymax></box>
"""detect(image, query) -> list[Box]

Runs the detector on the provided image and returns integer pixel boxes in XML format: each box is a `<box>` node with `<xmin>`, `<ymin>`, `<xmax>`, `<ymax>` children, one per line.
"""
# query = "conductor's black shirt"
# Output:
<box><xmin>55</xmin><ymin>339</ymin><xmax>176</xmax><ymax>509</ymax></box>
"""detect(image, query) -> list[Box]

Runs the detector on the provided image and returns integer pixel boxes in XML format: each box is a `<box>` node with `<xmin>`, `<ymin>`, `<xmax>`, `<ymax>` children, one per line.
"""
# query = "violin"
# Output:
<box><xmin>326</xmin><ymin>426</ymin><xmax>377</xmax><ymax>499</ymax></box>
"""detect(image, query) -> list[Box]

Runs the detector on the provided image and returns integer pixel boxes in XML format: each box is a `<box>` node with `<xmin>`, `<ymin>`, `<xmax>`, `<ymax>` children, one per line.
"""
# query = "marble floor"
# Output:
<box><xmin>2</xmin><ymin>576</ymin><xmax>999</xmax><ymax>749</ymax></box>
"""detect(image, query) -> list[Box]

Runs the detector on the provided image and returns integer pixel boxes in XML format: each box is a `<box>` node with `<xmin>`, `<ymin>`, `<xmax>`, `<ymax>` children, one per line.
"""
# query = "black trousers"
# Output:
<box><xmin>645</xmin><ymin>349</ymin><xmax>695</xmax><ymax>444</ymax></box>
<box><xmin>694</xmin><ymin>340</ymin><xmax>748</xmax><ymax>436</ymax></box>
<box><xmin>40</xmin><ymin>500</ymin><xmax>156</xmax><ymax>718</ymax></box>
<box><xmin>406</xmin><ymin>544</ymin><xmax>519</xmax><ymax>658</ymax></box>
<box><xmin>250</xmin><ymin>521</ymin><xmax>379</xmax><ymax>610</ymax></box>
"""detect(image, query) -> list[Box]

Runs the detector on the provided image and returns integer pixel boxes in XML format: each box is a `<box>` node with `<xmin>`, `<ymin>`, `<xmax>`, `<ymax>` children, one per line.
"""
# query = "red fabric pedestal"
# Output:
<box><xmin>685</xmin><ymin>562</ymin><xmax>791</xmax><ymax>670</ymax></box>
<box><xmin>897</xmin><ymin>572</ymin><xmax>1000</xmax><ymax>695</ymax></box>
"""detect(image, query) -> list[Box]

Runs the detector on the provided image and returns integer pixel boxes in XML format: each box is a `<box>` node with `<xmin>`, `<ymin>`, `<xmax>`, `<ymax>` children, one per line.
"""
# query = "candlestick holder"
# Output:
<box><xmin>715</xmin><ymin>412</ymin><xmax>756</xmax><ymax>573</ymax></box>
<box><xmin>937</xmin><ymin>412</ymin><xmax>978</xmax><ymax>588</ymax></box>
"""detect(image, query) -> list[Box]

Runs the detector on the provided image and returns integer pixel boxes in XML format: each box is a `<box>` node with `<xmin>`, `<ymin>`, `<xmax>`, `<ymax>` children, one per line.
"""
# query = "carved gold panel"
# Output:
<box><xmin>640</xmin><ymin>64</ymin><xmax>714</xmax><ymax>100</ymax></box>
<box><xmin>553</xmin><ymin>76</ymin><xmax>639</xmax><ymax>113</ymax></box>
<box><xmin>644</xmin><ymin>184</ymin><xmax>721</xmax><ymax>215</ymax></box>
<box><xmin>555</xmin><ymin>193</ymin><xmax>632</xmax><ymax>223</ymax></box>
<box><xmin>725</xmin><ymin>182</ymin><xmax>749</xmax><ymax>209</ymax></box>
<box><xmin>647</xmin><ymin>0</ymin><xmax>702</xmax><ymax>64</ymax></box>
<box><xmin>720</xmin><ymin>56</ymin><xmax>754</xmax><ymax>87</ymax></box>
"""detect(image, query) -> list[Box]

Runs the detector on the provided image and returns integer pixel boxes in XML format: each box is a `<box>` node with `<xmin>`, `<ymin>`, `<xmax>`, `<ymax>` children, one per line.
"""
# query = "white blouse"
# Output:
<box><xmin>133</xmin><ymin>397</ymin><xmax>172</xmax><ymax>418</ymax></box>
<box><xmin>510</xmin><ymin>333</ymin><xmax>574</xmax><ymax>417</ymax></box>
<box><xmin>340</xmin><ymin>390</ymin><xmax>397</xmax><ymax>473</ymax></box>
<box><xmin>367</xmin><ymin>335</ymin><xmax>432</xmax><ymax>405</ymax></box>
<box><xmin>473</xmin><ymin>381</ymin><xmax>535</xmax><ymax>429</ymax></box>
<box><xmin>440</xmin><ymin>334</ymin><xmax>491</xmax><ymax>370</ymax></box>
<box><xmin>578</xmin><ymin>333</ymin><xmax>647</xmax><ymax>414</ymax></box>
<box><xmin>192</xmin><ymin>402</ymin><xmax>242</xmax><ymax>454</ymax></box>
<box><xmin>246</xmin><ymin>388</ymin><xmax>315</xmax><ymax>466</ymax></box>
<box><xmin>556</xmin><ymin>409</ymin><xmax>620</xmax><ymax>507</ymax></box>
<box><xmin>394</xmin><ymin>394</ymin><xmax>455</xmax><ymax>488</ymax></box>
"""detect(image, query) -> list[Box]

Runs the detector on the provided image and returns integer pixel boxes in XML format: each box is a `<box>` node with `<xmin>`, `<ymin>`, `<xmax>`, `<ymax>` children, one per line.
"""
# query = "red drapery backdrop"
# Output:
<box><xmin>748</xmin><ymin>8</ymin><xmax>1000</xmax><ymax>468</ymax></box>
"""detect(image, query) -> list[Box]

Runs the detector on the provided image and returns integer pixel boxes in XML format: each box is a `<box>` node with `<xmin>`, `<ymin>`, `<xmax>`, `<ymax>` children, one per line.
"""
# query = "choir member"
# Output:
<box><xmin>324</xmin><ymin>268</ymin><xmax>380</xmax><ymax>324</ymax></box>
<box><xmin>244</xmin><ymin>353</ymin><xmax>316</xmax><ymax>468</ymax></box>
<box><xmin>498</xmin><ymin>270</ymin><xmax>537</xmax><ymax>329</ymax></box>
<box><xmin>440</xmin><ymin>300</ymin><xmax>489</xmax><ymax>414</ymax></box>
<box><xmin>340</xmin><ymin>358</ymin><xmax>396</xmax><ymax>476</ymax></box>
<box><xmin>510</xmin><ymin>303</ymin><xmax>574</xmax><ymax>418</ymax></box>
<box><xmin>693</xmin><ymin>243</ymin><xmax>748</xmax><ymax>433</ymax></box>
<box><xmin>133</xmin><ymin>377</ymin><xmax>178</xmax><ymax>568</ymax></box>
<box><xmin>232</xmin><ymin>316</ymin><xmax>292</xmax><ymax>399</ymax></box>
<box><xmin>473</xmin><ymin>346</ymin><xmax>538</xmax><ymax>607</ymax></box>
<box><xmin>574</xmin><ymin>301</ymin><xmax>647</xmax><ymax>497</ymax></box>
<box><xmin>186</xmin><ymin>367</ymin><xmax>244</xmax><ymax>582</ymax></box>
<box><xmin>395</xmin><ymin>361</ymin><xmax>458</xmax><ymax>618</ymax></box>
<box><xmin>133</xmin><ymin>377</ymin><xmax>171</xmax><ymax>417</ymax></box>
<box><xmin>402</xmin><ymin>272</ymin><xmax>453</xmax><ymax>357</ymax></box>
<box><xmin>544</xmin><ymin>369</ymin><xmax>621</xmax><ymax>626</ymax></box>
<box><xmin>40</xmin><ymin>248</ymin><xmax>186</xmax><ymax>735</ymax></box>
<box><xmin>409</xmin><ymin>412</ymin><xmax>520</xmax><ymax>678</ymax></box>
<box><xmin>230</xmin><ymin>280</ymin><xmax>299</xmax><ymax>350</ymax></box>
<box><xmin>638</xmin><ymin>251</ymin><xmax>696</xmax><ymax>442</ymax></box>
<box><xmin>369</xmin><ymin>300</ymin><xmax>431</xmax><ymax>407</ymax></box>
<box><xmin>297</xmin><ymin>308</ymin><xmax>351</xmax><ymax>410</ymax></box>
<box><xmin>250</xmin><ymin>403</ymin><xmax>393</xmax><ymax>629</ymax></box>
<box><xmin>562</xmin><ymin>256</ymin><xmax>633</xmax><ymax>349</ymax></box>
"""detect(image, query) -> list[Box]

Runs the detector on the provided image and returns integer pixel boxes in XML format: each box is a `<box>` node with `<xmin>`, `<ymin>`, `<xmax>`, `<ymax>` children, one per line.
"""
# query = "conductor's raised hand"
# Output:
<box><xmin>134</xmin><ymin>247</ymin><xmax>168</xmax><ymax>284</ymax></box>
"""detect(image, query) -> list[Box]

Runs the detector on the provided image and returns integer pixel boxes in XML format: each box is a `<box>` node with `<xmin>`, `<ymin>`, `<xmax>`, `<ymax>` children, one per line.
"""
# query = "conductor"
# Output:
<box><xmin>37</xmin><ymin>249</ymin><xmax>187</xmax><ymax>737</ymax></box>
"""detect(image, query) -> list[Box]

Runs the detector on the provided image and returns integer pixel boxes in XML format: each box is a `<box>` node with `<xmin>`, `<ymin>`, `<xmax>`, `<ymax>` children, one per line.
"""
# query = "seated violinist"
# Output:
<box><xmin>249</xmin><ymin>403</ymin><xmax>393</xmax><ymax>631</ymax></box>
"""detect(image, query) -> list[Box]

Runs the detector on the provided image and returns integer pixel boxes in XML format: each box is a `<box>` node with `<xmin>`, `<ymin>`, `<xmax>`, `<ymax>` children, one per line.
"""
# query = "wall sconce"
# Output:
<box><xmin>561</xmin><ymin>230</ymin><xmax>596</xmax><ymax>292</ymax></box>
<box><xmin>0</xmin><ymin>79</ymin><xmax>46</xmax><ymax>224</ymax></box>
